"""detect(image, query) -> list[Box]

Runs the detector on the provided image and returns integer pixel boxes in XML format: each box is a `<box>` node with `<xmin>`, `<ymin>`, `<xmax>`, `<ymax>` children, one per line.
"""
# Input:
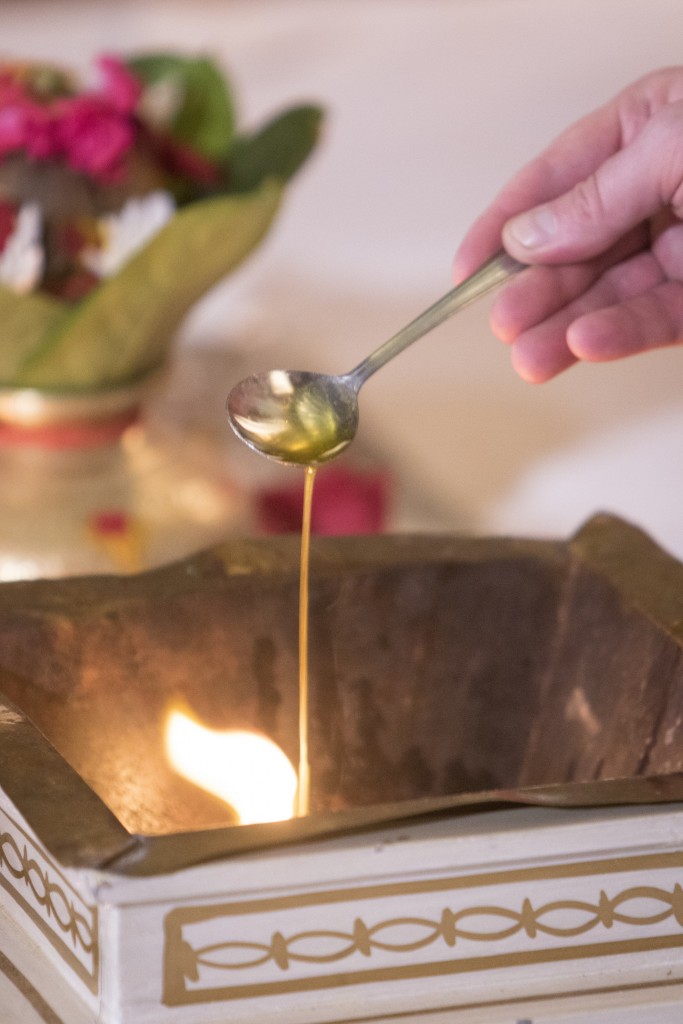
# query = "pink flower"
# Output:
<box><xmin>0</xmin><ymin>82</ymin><xmax>55</xmax><ymax>159</ymax></box>
<box><xmin>0</xmin><ymin>54</ymin><xmax>227</xmax><ymax>188</ymax></box>
<box><xmin>0</xmin><ymin>106</ymin><xmax>31</xmax><ymax>154</ymax></box>
<box><xmin>256</xmin><ymin>465</ymin><xmax>391</xmax><ymax>536</ymax></box>
<box><xmin>96</xmin><ymin>55</ymin><xmax>142</xmax><ymax>114</ymax></box>
<box><xmin>56</xmin><ymin>95</ymin><xmax>135</xmax><ymax>180</ymax></box>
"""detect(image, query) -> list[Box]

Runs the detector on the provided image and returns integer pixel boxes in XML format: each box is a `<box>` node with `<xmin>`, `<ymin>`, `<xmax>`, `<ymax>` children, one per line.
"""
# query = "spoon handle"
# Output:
<box><xmin>348</xmin><ymin>250</ymin><xmax>525</xmax><ymax>385</ymax></box>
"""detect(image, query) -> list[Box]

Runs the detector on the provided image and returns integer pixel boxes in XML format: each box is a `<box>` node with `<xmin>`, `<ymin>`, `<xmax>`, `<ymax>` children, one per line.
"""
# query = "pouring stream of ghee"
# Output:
<box><xmin>296</xmin><ymin>465</ymin><xmax>316</xmax><ymax>816</ymax></box>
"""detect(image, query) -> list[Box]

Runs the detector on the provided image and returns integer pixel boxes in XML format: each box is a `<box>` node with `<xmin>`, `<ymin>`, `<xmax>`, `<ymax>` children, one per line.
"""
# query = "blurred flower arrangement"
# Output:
<box><xmin>0</xmin><ymin>53</ymin><xmax>322</xmax><ymax>391</ymax></box>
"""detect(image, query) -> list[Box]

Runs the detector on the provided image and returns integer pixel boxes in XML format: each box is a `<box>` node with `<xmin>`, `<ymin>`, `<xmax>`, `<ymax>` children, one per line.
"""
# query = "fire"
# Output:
<box><xmin>165</xmin><ymin>709</ymin><xmax>298</xmax><ymax>825</ymax></box>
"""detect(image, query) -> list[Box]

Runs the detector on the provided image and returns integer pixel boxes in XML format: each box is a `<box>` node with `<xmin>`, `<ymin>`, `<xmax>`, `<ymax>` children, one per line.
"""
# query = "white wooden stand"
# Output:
<box><xmin>1</xmin><ymin>794</ymin><xmax>682</xmax><ymax>1023</ymax></box>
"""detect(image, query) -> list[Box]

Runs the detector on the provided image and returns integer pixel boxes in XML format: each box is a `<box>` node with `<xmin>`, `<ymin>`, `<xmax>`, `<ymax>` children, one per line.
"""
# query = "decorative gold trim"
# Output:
<box><xmin>185</xmin><ymin>884</ymin><xmax>683</xmax><ymax>971</ymax></box>
<box><xmin>0</xmin><ymin>946</ymin><xmax>65</xmax><ymax>1024</ymax></box>
<box><xmin>163</xmin><ymin>851</ymin><xmax>683</xmax><ymax>1006</ymax></box>
<box><xmin>0</xmin><ymin>806</ymin><xmax>99</xmax><ymax>994</ymax></box>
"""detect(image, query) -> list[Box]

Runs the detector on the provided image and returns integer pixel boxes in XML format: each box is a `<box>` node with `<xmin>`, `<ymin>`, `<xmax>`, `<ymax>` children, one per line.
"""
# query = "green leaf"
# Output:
<box><xmin>0</xmin><ymin>288</ymin><xmax>67</xmax><ymax>385</ymax></box>
<box><xmin>229</xmin><ymin>105</ymin><xmax>324</xmax><ymax>192</ymax></box>
<box><xmin>128</xmin><ymin>53</ymin><xmax>235</xmax><ymax>160</ymax></box>
<box><xmin>18</xmin><ymin>181</ymin><xmax>283</xmax><ymax>391</ymax></box>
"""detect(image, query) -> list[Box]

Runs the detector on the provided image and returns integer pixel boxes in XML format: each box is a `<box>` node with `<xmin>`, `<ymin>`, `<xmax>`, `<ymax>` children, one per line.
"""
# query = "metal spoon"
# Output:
<box><xmin>227</xmin><ymin>250</ymin><xmax>524</xmax><ymax>466</ymax></box>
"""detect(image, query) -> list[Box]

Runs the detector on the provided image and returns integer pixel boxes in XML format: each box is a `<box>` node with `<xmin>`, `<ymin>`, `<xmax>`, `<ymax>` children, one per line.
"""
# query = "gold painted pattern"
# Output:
<box><xmin>163</xmin><ymin>852</ymin><xmax>683</xmax><ymax>1006</ymax></box>
<box><xmin>0</xmin><ymin>805</ymin><xmax>98</xmax><ymax>994</ymax></box>
<box><xmin>186</xmin><ymin>883</ymin><xmax>683</xmax><ymax>971</ymax></box>
<box><xmin>0</xmin><ymin>946</ymin><xmax>65</xmax><ymax>1024</ymax></box>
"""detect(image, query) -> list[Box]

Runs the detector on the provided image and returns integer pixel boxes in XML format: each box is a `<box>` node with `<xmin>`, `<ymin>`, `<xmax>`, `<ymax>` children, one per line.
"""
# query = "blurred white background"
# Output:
<box><xmin>8</xmin><ymin>0</ymin><xmax>683</xmax><ymax>554</ymax></box>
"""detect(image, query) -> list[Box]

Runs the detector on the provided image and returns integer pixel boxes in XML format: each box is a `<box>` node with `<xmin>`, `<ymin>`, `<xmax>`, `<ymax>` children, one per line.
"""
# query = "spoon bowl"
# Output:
<box><xmin>227</xmin><ymin>369</ymin><xmax>359</xmax><ymax>465</ymax></box>
<box><xmin>227</xmin><ymin>251</ymin><xmax>524</xmax><ymax>466</ymax></box>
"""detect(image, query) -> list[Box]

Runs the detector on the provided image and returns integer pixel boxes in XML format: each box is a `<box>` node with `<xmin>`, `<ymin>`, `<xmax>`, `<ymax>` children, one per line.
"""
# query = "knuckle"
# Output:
<box><xmin>567</xmin><ymin>176</ymin><xmax>608</xmax><ymax>227</ymax></box>
<box><xmin>667</xmin><ymin>151</ymin><xmax>683</xmax><ymax>216</ymax></box>
<box><xmin>644</xmin><ymin>102</ymin><xmax>683</xmax><ymax>212</ymax></box>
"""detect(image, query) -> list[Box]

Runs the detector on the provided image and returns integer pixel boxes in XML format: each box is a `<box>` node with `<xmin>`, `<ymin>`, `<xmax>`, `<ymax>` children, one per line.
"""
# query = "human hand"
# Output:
<box><xmin>453</xmin><ymin>67</ymin><xmax>683</xmax><ymax>382</ymax></box>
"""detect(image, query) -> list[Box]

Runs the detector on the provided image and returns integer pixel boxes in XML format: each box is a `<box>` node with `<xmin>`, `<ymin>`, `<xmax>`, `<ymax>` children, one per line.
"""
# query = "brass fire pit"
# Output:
<box><xmin>1</xmin><ymin>513</ymin><xmax>682</xmax><ymax>1022</ymax></box>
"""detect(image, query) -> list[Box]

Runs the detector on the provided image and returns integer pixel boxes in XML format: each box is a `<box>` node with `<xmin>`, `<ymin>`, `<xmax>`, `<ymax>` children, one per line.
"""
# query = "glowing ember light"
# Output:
<box><xmin>165</xmin><ymin>709</ymin><xmax>298</xmax><ymax>825</ymax></box>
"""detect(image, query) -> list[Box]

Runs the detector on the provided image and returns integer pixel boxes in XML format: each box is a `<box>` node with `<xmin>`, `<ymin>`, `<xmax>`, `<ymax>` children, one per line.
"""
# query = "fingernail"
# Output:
<box><xmin>505</xmin><ymin>206</ymin><xmax>557</xmax><ymax>251</ymax></box>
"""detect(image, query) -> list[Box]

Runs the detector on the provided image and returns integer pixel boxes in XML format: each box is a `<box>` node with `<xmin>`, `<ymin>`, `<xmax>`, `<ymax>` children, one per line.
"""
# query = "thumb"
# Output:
<box><xmin>502</xmin><ymin>101</ymin><xmax>683</xmax><ymax>263</ymax></box>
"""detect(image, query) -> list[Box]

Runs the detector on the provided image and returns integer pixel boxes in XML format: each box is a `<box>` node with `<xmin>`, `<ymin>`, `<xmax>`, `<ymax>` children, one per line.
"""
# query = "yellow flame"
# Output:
<box><xmin>165</xmin><ymin>710</ymin><xmax>298</xmax><ymax>825</ymax></box>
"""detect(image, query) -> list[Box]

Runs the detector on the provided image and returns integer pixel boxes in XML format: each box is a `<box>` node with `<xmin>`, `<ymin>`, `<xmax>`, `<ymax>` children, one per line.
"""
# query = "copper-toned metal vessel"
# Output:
<box><xmin>1</xmin><ymin>514</ymin><xmax>682</xmax><ymax>1021</ymax></box>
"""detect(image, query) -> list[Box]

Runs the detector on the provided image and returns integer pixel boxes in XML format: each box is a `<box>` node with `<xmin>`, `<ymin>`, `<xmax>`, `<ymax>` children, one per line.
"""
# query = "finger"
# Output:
<box><xmin>651</xmin><ymin>209</ymin><xmax>683</xmax><ymax>277</ymax></box>
<box><xmin>509</xmin><ymin>311</ymin><xmax>579</xmax><ymax>383</ymax></box>
<box><xmin>490</xmin><ymin>227</ymin><xmax>649</xmax><ymax>341</ymax></box>
<box><xmin>569</xmin><ymin>280</ymin><xmax>683</xmax><ymax>361</ymax></box>
<box><xmin>508</xmin><ymin>248</ymin><xmax>666</xmax><ymax>381</ymax></box>
<box><xmin>490</xmin><ymin>263</ymin><xmax>601</xmax><ymax>342</ymax></box>
<box><xmin>452</xmin><ymin>208</ymin><xmax>519</xmax><ymax>283</ymax></box>
<box><xmin>504</xmin><ymin>100</ymin><xmax>683</xmax><ymax>264</ymax></box>
<box><xmin>453</xmin><ymin>94</ymin><xmax>627</xmax><ymax>282</ymax></box>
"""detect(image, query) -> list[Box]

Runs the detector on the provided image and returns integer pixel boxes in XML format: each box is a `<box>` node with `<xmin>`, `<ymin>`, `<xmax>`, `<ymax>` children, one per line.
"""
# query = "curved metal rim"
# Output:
<box><xmin>0</xmin><ymin>367</ymin><xmax>167</xmax><ymax>428</ymax></box>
